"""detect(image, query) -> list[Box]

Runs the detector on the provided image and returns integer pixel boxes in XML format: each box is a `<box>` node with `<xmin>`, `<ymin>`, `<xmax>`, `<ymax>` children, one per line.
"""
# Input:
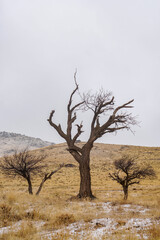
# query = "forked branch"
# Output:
<box><xmin>87</xmin><ymin>96</ymin><xmax>136</xmax><ymax>143</ymax></box>
<box><xmin>36</xmin><ymin>164</ymin><xmax>64</xmax><ymax>195</ymax></box>
<box><xmin>47</xmin><ymin>110</ymin><xmax>67</xmax><ymax>140</ymax></box>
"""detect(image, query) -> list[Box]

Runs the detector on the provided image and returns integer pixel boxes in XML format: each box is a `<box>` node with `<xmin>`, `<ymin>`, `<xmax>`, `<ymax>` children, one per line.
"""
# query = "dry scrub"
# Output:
<box><xmin>0</xmin><ymin>143</ymin><xmax>160</xmax><ymax>239</ymax></box>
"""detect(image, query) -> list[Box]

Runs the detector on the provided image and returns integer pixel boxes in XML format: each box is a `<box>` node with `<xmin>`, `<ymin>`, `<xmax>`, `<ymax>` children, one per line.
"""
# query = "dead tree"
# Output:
<box><xmin>36</xmin><ymin>164</ymin><xmax>64</xmax><ymax>195</ymax></box>
<box><xmin>0</xmin><ymin>149</ymin><xmax>47</xmax><ymax>194</ymax></box>
<box><xmin>0</xmin><ymin>150</ymin><xmax>65</xmax><ymax>195</ymax></box>
<box><xmin>48</xmin><ymin>73</ymin><xmax>137</xmax><ymax>198</ymax></box>
<box><xmin>109</xmin><ymin>155</ymin><xmax>156</xmax><ymax>200</ymax></box>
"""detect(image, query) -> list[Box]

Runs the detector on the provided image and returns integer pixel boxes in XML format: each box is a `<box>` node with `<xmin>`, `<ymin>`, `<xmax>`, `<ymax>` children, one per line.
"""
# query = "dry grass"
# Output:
<box><xmin>0</xmin><ymin>143</ymin><xmax>160</xmax><ymax>239</ymax></box>
<box><xmin>1</xmin><ymin>222</ymin><xmax>38</xmax><ymax>240</ymax></box>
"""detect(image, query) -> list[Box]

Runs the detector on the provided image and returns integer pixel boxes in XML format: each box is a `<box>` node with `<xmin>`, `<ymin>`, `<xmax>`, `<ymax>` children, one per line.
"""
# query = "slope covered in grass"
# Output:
<box><xmin>0</xmin><ymin>143</ymin><xmax>160</xmax><ymax>239</ymax></box>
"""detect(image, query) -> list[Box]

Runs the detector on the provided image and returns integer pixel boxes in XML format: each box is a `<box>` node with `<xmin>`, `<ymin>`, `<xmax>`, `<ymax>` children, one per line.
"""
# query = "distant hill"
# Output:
<box><xmin>0</xmin><ymin>131</ymin><xmax>54</xmax><ymax>157</ymax></box>
<box><xmin>32</xmin><ymin>142</ymin><xmax>160</xmax><ymax>169</ymax></box>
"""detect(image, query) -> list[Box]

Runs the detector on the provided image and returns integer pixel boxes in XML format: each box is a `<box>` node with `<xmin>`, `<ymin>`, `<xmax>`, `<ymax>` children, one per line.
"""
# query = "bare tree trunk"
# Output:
<box><xmin>48</xmin><ymin>80</ymin><xmax>136</xmax><ymax>200</ymax></box>
<box><xmin>36</xmin><ymin>178</ymin><xmax>45</xmax><ymax>195</ymax></box>
<box><xmin>77</xmin><ymin>154</ymin><xmax>95</xmax><ymax>199</ymax></box>
<box><xmin>123</xmin><ymin>185</ymin><xmax>128</xmax><ymax>200</ymax></box>
<box><xmin>27</xmin><ymin>177</ymin><xmax>33</xmax><ymax>195</ymax></box>
<box><xmin>36</xmin><ymin>166</ymin><xmax>64</xmax><ymax>196</ymax></box>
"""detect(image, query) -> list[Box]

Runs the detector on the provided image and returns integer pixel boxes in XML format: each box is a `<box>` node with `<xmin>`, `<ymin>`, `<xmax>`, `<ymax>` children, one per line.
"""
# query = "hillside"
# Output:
<box><xmin>33</xmin><ymin>142</ymin><xmax>160</xmax><ymax>168</ymax></box>
<box><xmin>0</xmin><ymin>142</ymin><xmax>160</xmax><ymax>239</ymax></box>
<box><xmin>0</xmin><ymin>131</ymin><xmax>54</xmax><ymax>157</ymax></box>
<box><xmin>31</xmin><ymin>142</ymin><xmax>160</xmax><ymax>196</ymax></box>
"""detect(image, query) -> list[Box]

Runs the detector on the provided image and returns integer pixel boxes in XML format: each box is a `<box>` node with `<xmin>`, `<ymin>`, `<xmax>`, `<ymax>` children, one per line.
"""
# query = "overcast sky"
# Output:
<box><xmin>1</xmin><ymin>0</ymin><xmax>160</xmax><ymax>146</ymax></box>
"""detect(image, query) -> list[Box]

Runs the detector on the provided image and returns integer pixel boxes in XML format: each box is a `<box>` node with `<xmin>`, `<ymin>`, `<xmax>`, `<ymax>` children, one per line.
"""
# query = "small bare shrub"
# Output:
<box><xmin>0</xmin><ymin>203</ymin><xmax>21</xmax><ymax>226</ymax></box>
<box><xmin>24</xmin><ymin>209</ymin><xmax>47</xmax><ymax>221</ymax></box>
<box><xmin>46</xmin><ymin>213</ymin><xmax>75</xmax><ymax>228</ymax></box>
<box><xmin>54</xmin><ymin>213</ymin><xmax>75</xmax><ymax>226</ymax></box>
<box><xmin>109</xmin><ymin>155</ymin><xmax>156</xmax><ymax>200</ymax></box>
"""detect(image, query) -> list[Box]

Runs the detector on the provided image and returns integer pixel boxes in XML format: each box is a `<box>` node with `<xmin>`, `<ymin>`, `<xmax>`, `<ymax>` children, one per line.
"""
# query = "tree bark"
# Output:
<box><xmin>36</xmin><ymin>178</ymin><xmax>45</xmax><ymax>195</ymax></box>
<box><xmin>77</xmin><ymin>155</ymin><xmax>95</xmax><ymax>199</ymax></box>
<box><xmin>123</xmin><ymin>185</ymin><xmax>128</xmax><ymax>200</ymax></box>
<box><xmin>27</xmin><ymin>177</ymin><xmax>33</xmax><ymax>195</ymax></box>
<box><xmin>48</xmin><ymin>81</ymin><xmax>136</xmax><ymax>200</ymax></box>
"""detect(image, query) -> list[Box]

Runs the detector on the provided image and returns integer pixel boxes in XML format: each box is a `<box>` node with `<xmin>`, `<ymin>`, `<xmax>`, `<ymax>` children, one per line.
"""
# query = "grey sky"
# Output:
<box><xmin>1</xmin><ymin>0</ymin><xmax>160</xmax><ymax>146</ymax></box>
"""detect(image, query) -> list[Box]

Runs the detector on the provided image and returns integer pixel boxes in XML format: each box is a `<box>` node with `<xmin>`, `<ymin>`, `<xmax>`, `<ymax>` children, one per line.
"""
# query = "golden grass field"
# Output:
<box><xmin>0</xmin><ymin>142</ymin><xmax>160</xmax><ymax>240</ymax></box>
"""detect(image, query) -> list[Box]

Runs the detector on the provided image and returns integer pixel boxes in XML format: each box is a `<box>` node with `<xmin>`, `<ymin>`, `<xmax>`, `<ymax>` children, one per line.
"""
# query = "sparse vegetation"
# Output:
<box><xmin>0</xmin><ymin>149</ymin><xmax>64</xmax><ymax>195</ymax></box>
<box><xmin>0</xmin><ymin>149</ymin><xmax>47</xmax><ymax>194</ymax></box>
<box><xmin>0</xmin><ymin>143</ymin><xmax>160</xmax><ymax>239</ymax></box>
<box><xmin>1</xmin><ymin>222</ymin><xmax>38</xmax><ymax>240</ymax></box>
<box><xmin>36</xmin><ymin>164</ymin><xmax>64</xmax><ymax>195</ymax></box>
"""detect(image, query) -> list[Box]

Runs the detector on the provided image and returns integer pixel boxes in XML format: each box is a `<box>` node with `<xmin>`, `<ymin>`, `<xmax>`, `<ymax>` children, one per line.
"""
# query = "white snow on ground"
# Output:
<box><xmin>0</xmin><ymin>202</ymin><xmax>159</xmax><ymax>239</ymax></box>
<box><xmin>41</xmin><ymin>216</ymin><xmax>159</xmax><ymax>240</ymax></box>
<box><xmin>121</xmin><ymin>204</ymin><xmax>149</xmax><ymax>214</ymax></box>
<box><xmin>101</xmin><ymin>202</ymin><xmax>149</xmax><ymax>214</ymax></box>
<box><xmin>40</xmin><ymin>218</ymin><xmax>118</xmax><ymax>240</ymax></box>
<box><xmin>0</xmin><ymin>220</ymin><xmax>45</xmax><ymax>235</ymax></box>
<box><xmin>125</xmin><ymin>218</ymin><xmax>153</xmax><ymax>229</ymax></box>
<box><xmin>0</xmin><ymin>221</ymin><xmax>22</xmax><ymax>235</ymax></box>
<box><xmin>40</xmin><ymin>202</ymin><xmax>159</xmax><ymax>239</ymax></box>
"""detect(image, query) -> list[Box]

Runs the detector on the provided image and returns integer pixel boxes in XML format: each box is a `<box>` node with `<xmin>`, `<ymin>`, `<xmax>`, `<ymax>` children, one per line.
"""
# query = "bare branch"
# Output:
<box><xmin>82</xmin><ymin>89</ymin><xmax>114</xmax><ymax>114</ymax></box>
<box><xmin>113</xmin><ymin>99</ymin><xmax>134</xmax><ymax>116</ymax></box>
<box><xmin>48</xmin><ymin>77</ymin><xmax>138</xmax><ymax>198</ymax></box>
<box><xmin>109</xmin><ymin>172</ymin><xmax>122</xmax><ymax>184</ymax></box>
<box><xmin>109</xmin><ymin>155</ymin><xmax>156</xmax><ymax>199</ymax></box>
<box><xmin>0</xmin><ymin>150</ymin><xmax>47</xmax><ymax>178</ymax></box>
<box><xmin>68</xmin><ymin>82</ymin><xmax>78</xmax><ymax>112</ymax></box>
<box><xmin>72</xmin><ymin>122</ymin><xmax>84</xmax><ymax>144</ymax></box>
<box><xmin>47</xmin><ymin>110</ymin><xmax>67</xmax><ymax>139</ymax></box>
<box><xmin>128</xmin><ymin>181</ymin><xmax>140</xmax><ymax>186</ymax></box>
<box><xmin>36</xmin><ymin>164</ymin><xmax>64</xmax><ymax>195</ymax></box>
<box><xmin>88</xmin><ymin>99</ymin><xmax>136</xmax><ymax>142</ymax></box>
<box><xmin>0</xmin><ymin>149</ymin><xmax>47</xmax><ymax>194</ymax></box>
